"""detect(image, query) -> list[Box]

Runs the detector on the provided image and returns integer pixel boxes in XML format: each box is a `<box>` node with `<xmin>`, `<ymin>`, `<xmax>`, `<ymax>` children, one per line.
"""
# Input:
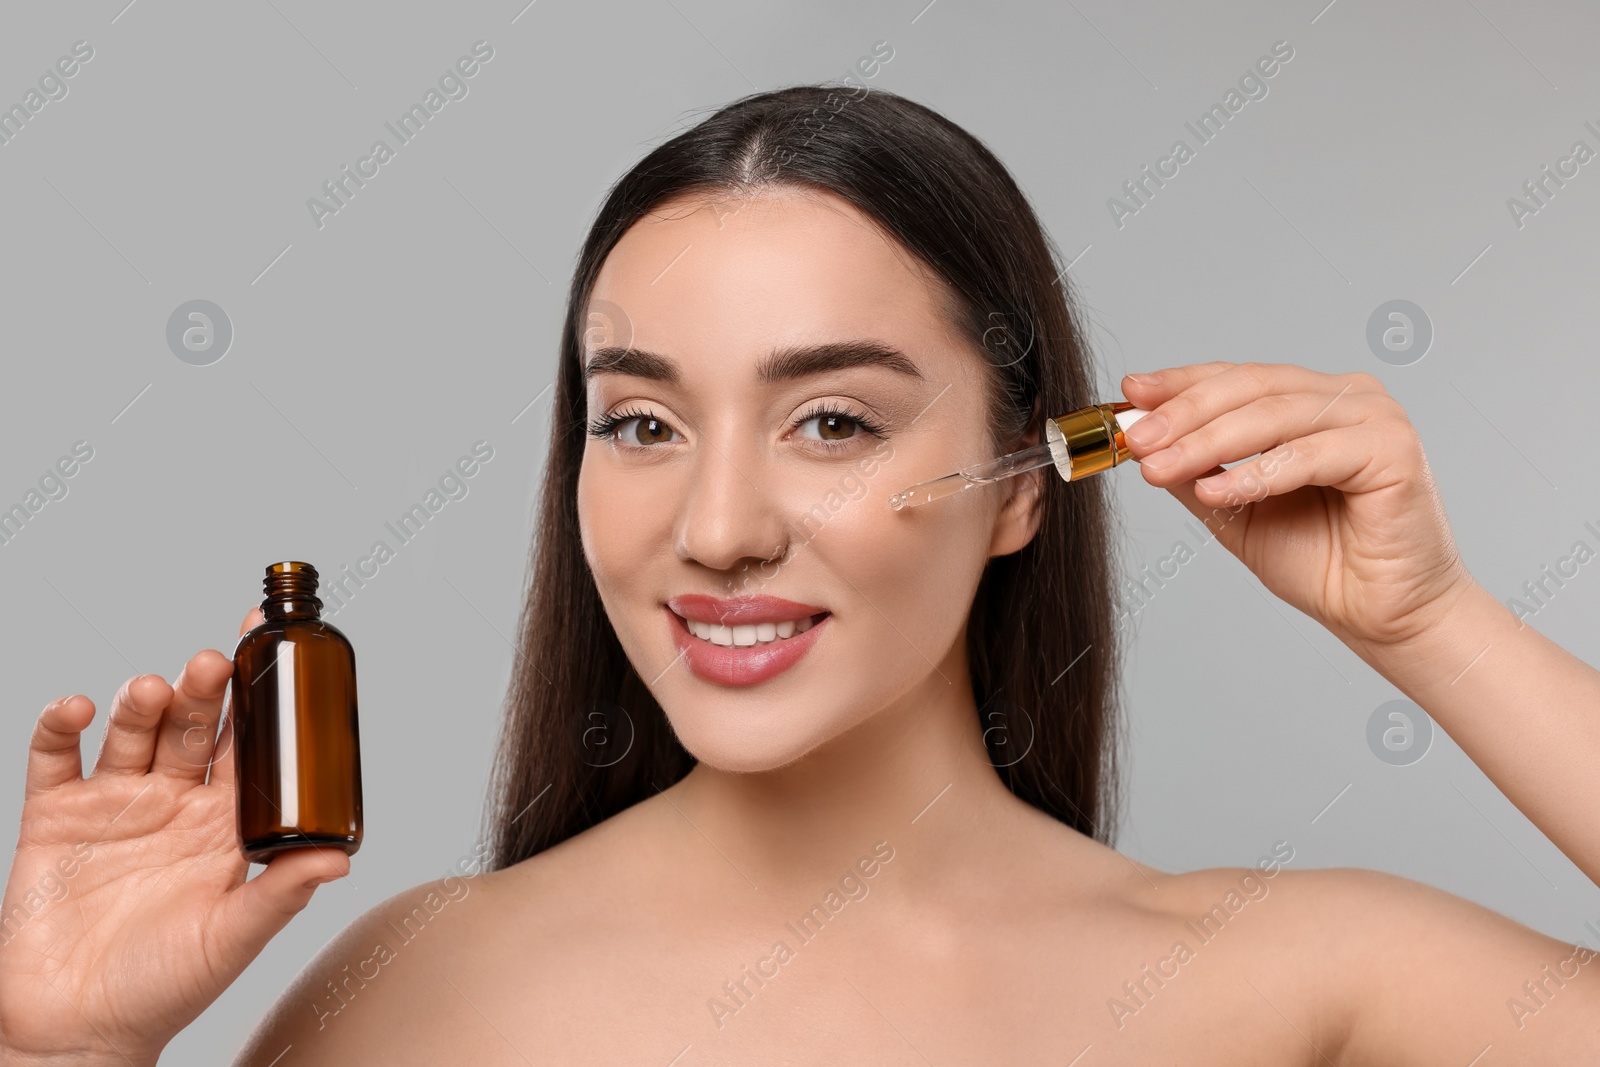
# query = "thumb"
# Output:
<box><xmin>239</xmin><ymin>605</ymin><xmax>264</xmax><ymax>637</ymax></box>
<box><xmin>212</xmin><ymin>847</ymin><xmax>352</xmax><ymax>971</ymax></box>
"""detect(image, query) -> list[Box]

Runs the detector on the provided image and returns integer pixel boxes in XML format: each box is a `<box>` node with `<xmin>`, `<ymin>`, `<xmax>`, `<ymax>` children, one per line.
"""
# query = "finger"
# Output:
<box><xmin>25</xmin><ymin>694</ymin><xmax>95</xmax><ymax>798</ymax></box>
<box><xmin>151</xmin><ymin>649</ymin><xmax>234</xmax><ymax>782</ymax></box>
<box><xmin>1122</xmin><ymin>360</ymin><xmax>1239</xmax><ymax>403</ymax></box>
<box><xmin>90</xmin><ymin>674</ymin><xmax>174</xmax><ymax>777</ymax></box>
<box><xmin>1157</xmin><ymin>424</ymin><xmax>1398</xmax><ymax>558</ymax></box>
<box><xmin>208</xmin><ymin>846</ymin><xmax>352</xmax><ymax>980</ymax></box>
<box><xmin>1193</xmin><ymin>422</ymin><xmax>1404</xmax><ymax>504</ymax></box>
<box><xmin>1154</xmin><ymin>461</ymin><xmax>1253</xmax><ymax>557</ymax></box>
<box><xmin>210</xmin><ymin>605</ymin><xmax>264</xmax><ymax>791</ymax></box>
<box><xmin>209</xmin><ymin>705</ymin><xmax>238</xmax><ymax>790</ymax></box>
<box><xmin>1130</xmin><ymin>389</ymin><xmax>1387</xmax><ymax>487</ymax></box>
<box><xmin>1123</xmin><ymin>363</ymin><xmax>1370</xmax><ymax>456</ymax></box>
<box><xmin>1121</xmin><ymin>363</ymin><xmax>1374</xmax><ymax>437</ymax></box>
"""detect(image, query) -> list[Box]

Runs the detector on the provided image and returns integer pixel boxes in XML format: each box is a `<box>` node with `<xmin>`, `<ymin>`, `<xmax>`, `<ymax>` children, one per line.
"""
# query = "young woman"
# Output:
<box><xmin>5</xmin><ymin>85</ymin><xmax>1599</xmax><ymax>1065</ymax></box>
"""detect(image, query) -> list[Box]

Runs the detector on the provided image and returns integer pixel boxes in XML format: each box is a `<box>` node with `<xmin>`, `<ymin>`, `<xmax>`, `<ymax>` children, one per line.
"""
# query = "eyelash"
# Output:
<box><xmin>585</xmin><ymin>402</ymin><xmax>889</xmax><ymax>454</ymax></box>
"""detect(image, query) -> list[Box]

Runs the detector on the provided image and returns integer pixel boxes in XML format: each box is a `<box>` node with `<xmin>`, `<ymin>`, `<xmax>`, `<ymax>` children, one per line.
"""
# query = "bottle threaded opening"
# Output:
<box><xmin>263</xmin><ymin>561</ymin><xmax>323</xmax><ymax>613</ymax></box>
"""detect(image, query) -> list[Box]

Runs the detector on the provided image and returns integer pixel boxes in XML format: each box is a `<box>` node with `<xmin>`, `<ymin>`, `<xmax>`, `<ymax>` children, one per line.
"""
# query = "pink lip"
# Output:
<box><xmin>665</xmin><ymin>605</ymin><xmax>829</xmax><ymax>687</ymax></box>
<box><xmin>666</xmin><ymin>593</ymin><xmax>828</xmax><ymax>626</ymax></box>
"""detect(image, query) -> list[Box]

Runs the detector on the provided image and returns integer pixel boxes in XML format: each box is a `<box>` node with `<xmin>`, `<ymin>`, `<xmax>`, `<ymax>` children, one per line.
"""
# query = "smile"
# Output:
<box><xmin>671</xmin><ymin>609</ymin><xmax>828</xmax><ymax>648</ymax></box>
<box><xmin>663</xmin><ymin>603</ymin><xmax>831</xmax><ymax>687</ymax></box>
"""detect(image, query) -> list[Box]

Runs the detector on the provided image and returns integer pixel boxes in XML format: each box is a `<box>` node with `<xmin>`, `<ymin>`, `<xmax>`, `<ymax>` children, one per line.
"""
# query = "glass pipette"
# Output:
<box><xmin>887</xmin><ymin>401</ymin><xmax>1152</xmax><ymax>511</ymax></box>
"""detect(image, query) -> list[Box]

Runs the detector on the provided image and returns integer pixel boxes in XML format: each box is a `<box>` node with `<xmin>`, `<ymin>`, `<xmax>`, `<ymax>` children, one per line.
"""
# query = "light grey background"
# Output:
<box><xmin>3</xmin><ymin>0</ymin><xmax>1598</xmax><ymax>1061</ymax></box>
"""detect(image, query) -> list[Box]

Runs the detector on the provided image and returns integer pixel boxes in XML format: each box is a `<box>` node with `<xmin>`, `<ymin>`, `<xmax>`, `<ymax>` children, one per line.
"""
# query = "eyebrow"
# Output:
<box><xmin>582</xmin><ymin>340</ymin><xmax>927</xmax><ymax>386</ymax></box>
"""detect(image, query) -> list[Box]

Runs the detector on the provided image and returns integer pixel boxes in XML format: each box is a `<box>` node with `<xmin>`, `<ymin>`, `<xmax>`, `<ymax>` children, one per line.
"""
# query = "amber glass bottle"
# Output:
<box><xmin>232</xmin><ymin>561</ymin><xmax>363</xmax><ymax>864</ymax></box>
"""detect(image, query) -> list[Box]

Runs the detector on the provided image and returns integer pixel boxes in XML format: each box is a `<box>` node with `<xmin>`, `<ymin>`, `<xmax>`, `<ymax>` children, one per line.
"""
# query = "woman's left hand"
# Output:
<box><xmin>1118</xmin><ymin>361</ymin><xmax>1479</xmax><ymax>653</ymax></box>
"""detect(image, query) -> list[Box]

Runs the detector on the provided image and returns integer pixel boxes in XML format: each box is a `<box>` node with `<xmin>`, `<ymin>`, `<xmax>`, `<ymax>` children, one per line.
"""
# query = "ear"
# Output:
<box><xmin>986</xmin><ymin>417</ymin><xmax>1046</xmax><ymax>560</ymax></box>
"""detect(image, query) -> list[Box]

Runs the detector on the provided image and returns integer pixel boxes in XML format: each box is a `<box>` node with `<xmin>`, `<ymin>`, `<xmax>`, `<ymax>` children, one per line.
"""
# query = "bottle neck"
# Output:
<box><xmin>263</xmin><ymin>598</ymin><xmax>322</xmax><ymax>621</ymax></box>
<box><xmin>262</xmin><ymin>562</ymin><xmax>324</xmax><ymax>621</ymax></box>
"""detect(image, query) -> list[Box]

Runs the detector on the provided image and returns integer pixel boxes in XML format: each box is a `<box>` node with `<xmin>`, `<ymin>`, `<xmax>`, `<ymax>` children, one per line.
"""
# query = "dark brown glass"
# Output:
<box><xmin>232</xmin><ymin>561</ymin><xmax>363</xmax><ymax>864</ymax></box>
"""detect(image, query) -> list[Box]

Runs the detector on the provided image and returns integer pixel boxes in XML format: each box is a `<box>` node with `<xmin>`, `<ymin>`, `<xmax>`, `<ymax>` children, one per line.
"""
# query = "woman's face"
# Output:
<box><xmin>576</xmin><ymin>186</ymin><xmax>1041</xmax><ymax>772</ymax></box>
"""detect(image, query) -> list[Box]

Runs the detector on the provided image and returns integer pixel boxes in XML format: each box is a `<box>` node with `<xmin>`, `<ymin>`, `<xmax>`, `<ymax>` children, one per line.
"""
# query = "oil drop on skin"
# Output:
<box><xmin>232</xmin><ymin>561</ymin><xmax>364</xmax><ymax>864</ymax></box>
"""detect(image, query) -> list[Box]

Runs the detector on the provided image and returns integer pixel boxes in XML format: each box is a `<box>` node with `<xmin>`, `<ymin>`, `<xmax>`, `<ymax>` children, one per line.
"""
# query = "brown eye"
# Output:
<box><xmin>792</xmin><ymin>405</ymin><xmax>888</xmax><ymax>451</ymax></box>
<box><xmin>628</xmin><ymin>416</ymin><xmax>676</xmax><ymax>446</ymax></box>
<box><xmin>798</xmin><ymin>412</ymin><xmax>862</xmax><ymax>443</ymax></box>
<box><xmin>587</xmin><ymin>406</ymin><xmax>684</xmax><ymax>449</ymax></box>
<box><xmin>816</xmin><ymin>414</ymin><xmax>857</xmax><ymax>441</ymax></box>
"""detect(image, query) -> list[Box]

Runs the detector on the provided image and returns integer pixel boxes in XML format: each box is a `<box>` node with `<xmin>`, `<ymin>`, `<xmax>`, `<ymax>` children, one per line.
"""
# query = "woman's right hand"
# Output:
<box><xmin>0</xmin><ymin>609</ymin><xmax>351</xmax><ymax>1066</ymax></box>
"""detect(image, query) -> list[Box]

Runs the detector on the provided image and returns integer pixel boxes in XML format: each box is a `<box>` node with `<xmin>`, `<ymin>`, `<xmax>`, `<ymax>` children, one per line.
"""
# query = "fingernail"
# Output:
<box><xmin>1141</xmin><ymin>446</ymin><xmax>1179</xmax><ymax>471</ymax></box>
<box><xmin>1125</xmin><ymin>413</ymin><xmax>1167</xmax><ymax>447</ymax></box>
<box><xmin>1197</xmin><ymin>472</ymin><xmax>1229</xmax><ymax>491</ymax></box>
<box><xmin>1127</xmin><ymin>372</ymin><xmax>1163</xmax><ymax>386</ymax></box>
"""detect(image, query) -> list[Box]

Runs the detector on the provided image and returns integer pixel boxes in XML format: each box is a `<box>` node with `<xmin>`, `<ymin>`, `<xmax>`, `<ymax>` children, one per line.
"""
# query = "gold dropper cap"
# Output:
<box><xmin>1044</xmin><ymin>400</ymin><xmax>1144</xmax><ymax>481</ymax></box>
<box><xmin>887</xmin><ymin>401</ymin><xmax>1150</xmax><ymax>510</ymax></box>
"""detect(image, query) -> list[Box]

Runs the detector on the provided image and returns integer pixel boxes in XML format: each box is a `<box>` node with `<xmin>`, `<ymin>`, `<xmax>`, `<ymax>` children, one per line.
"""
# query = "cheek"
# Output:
<box><xmin>801</xmin><ymin>475</ymin><xmax>991</xmax><ymax>668</ymax></box>
<box><xmin>576</xmin><ymin>452</ymin><xmax>673</xmax><ymax>620</ymax></box>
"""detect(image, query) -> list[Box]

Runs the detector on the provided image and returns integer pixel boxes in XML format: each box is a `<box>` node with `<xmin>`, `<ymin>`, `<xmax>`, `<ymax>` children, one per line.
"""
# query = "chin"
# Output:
<box><xmin>660</xmin><ymin>703</ymin><xmax>837</xmax><ymax>775</ymax></box>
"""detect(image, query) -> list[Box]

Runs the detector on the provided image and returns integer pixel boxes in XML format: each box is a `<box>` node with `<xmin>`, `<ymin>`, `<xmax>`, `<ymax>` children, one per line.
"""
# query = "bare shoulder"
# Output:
<box><xmin>1159</xmin><ymin>862</ymin><xmax>1600</xmax><ymax>1065</ymax></box>
<box><xmin>230</xmin><ymin>806</ymin><xmax>663</xmax><ymax>1065</ymax></box>
<box><xmin>228</xmin><ymin>870</ymin><xmax>505</xmax><ymax>1064</ymax></box>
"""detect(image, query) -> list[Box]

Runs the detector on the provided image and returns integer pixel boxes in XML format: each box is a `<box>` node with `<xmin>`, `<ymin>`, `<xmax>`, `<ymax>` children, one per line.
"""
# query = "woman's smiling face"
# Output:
<box><xmin>576</xmin><ymin>186</ymin><xmax>1042</xmax><ymax>772</ymax></box>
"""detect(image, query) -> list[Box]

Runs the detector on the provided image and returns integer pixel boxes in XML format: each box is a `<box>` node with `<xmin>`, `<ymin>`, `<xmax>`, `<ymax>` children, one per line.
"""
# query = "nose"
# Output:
<box><xmin>673</xmin><ymin>436</ymin><xmax>792</xmax><ymax>576</ymax></box>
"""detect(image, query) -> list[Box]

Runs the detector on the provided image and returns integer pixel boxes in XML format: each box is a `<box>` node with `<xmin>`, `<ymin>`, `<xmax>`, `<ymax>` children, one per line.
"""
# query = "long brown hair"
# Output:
<box><xmin>483</xmin><ymin>83</ymin><xmax>1127</xmax><ymax>871</ymax></box>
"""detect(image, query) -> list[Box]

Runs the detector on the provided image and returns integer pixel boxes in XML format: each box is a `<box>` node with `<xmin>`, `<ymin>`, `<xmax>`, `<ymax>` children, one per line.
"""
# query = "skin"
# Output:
<box><xmin>7</xmin><ymin>186</ymin><xmax>1600</xmax><ymax>1065</ymax></box>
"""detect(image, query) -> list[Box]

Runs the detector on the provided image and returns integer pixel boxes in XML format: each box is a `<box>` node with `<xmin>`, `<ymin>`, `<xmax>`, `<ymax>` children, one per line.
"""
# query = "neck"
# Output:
<box><xmin>666</xmin><ymin>629</ymin><xmax>1035</xmax><ymax>901</ymax></box>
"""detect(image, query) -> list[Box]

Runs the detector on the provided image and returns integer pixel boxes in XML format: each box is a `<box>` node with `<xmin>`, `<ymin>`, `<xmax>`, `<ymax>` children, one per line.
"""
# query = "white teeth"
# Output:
<box><xmin>681</xmin><ymin>613</ymin><xmax>821</xmax><ymax>647</ymax></box>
